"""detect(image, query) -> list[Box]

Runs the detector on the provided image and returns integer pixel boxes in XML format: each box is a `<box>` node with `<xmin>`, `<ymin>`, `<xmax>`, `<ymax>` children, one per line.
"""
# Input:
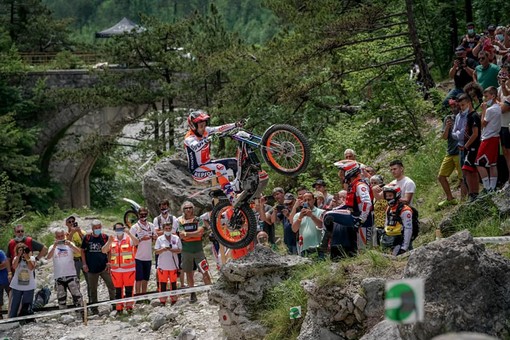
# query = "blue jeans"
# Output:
<box><xmin>9</xmin><ymin>288</ymin><xmax>34</xmax><ymax>318</ymax></box>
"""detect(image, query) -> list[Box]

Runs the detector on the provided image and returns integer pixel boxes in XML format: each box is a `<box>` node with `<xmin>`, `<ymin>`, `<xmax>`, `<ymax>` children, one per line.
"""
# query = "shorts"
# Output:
<box><xmin>0</xmin><ymin>284</ymin><xmax>10</xmax><ymax>305</ymax></box>
<box><xmin>157</xmin><ymin>268</ymin><xmax>178</xmax><ymax>283</ymax></box>
<box><xmin>475</xmin><ymin>137</ymin><xmax>499</xmax><ymax>167</ymax></box>
<box><xmin>181</xmin><ymin>251</ymin><xmax>206</xmax><ymax>272</ymax></box>
<box><xmin>135</xmin><ymin>259</ymin><xmax>152</xmax><ymax>281</ymax></box>
<box><xmin>462</xmin><ymin>147</ymin><xmax>478</xmax><ymax>172</ymax></box>
<box><xmin>438</xmin><ymin>154</ymin><xmax>463</xmax><ymax>179</ymax></box>
<box><xmin>501</xmin><ymin>127</ymin><xmax>510</xmax><ymax>149</ymax></box>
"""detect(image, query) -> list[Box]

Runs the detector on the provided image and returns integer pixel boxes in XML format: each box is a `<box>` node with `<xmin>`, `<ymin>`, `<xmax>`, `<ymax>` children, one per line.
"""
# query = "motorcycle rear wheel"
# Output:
<box><xmin>211</xmin><ymin>201</ymin><xmax>257</xmax><ymax>249</ymax></box>
<box><xmin>260</xmin><ymin>124</ymin><xmax>310</xmax><ymax>176</ymax></box>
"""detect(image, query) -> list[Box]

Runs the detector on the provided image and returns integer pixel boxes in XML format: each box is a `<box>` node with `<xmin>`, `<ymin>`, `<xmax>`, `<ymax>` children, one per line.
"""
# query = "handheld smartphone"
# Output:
<box><xmin>303</xmin><ymin>202</ymin><xmax>309</xmax><ymax>209</ymax></box>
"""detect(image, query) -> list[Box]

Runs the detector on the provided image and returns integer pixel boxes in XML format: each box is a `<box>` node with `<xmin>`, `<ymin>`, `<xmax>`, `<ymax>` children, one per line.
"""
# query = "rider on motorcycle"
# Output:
<box><xmin>184</xmin><ymin>110</ymin><xmax>243</xmax><ymax>205</ymax></box>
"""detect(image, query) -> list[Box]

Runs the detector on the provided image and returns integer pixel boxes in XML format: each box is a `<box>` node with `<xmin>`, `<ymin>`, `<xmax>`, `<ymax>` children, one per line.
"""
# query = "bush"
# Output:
<box><xmin>51</xmin><ymin>51</ymin><xmax>83</xmax><ymax>69</ymax></box>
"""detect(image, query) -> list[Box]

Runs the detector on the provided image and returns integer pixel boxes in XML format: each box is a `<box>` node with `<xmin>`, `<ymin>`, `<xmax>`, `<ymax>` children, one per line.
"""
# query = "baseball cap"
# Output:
<box><xmin>488</xmin><ymin>24</ymin><xmax>496</xmax><ymax>31</ymax></box>
<box><xmin>283</xmin><ymin>193</ymin><xmax>295</xmax><ymax>204</ymax></box>
<box><xmin>272</xmin><ymin>187</ymin><xmax>284</xmax><ymax>195</ymax></box>
<box><xmin>312</xmin><ymin>179</ymin><xmax>327</xmax><ymax>188</ymax></box>
<box><xmin>466</xmin><ymin>22</ymin><xmax>475</xmax><ymax>28</ymax></box>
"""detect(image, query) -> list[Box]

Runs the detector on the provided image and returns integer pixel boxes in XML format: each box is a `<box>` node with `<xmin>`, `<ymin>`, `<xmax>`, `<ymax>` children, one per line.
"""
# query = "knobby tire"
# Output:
<box><xmin>260</xmin><ymin>124</ymin><xmax>310</xmax><ymax>176</ymax></box>
<box><xmin>210</xmin><ymin>201</ymin><xmax>257</xmax><ymax>249</ymax></box>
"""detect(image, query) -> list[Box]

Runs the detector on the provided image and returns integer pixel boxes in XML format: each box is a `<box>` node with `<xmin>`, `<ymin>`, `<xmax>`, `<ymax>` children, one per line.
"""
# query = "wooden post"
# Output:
<box><xmin>83</xmin><ymin>300</ymin><xmax>87</xmax><ymax>326</ymax></box>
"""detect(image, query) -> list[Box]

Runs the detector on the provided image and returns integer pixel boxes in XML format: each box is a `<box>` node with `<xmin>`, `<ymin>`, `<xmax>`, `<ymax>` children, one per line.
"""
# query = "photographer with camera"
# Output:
<box><xmin>292</xmin><ymin>192</ymin><xmax>325</xmax><ymax>257</ymax></box>
<box><xmin>46</xmin><ymin>228</ymin><xmax>83</xmax><ymax>311</ymax></box>
<box><xmin>8</xmin><ymin>242</ymin><xmax>36</xmax><ymax>318</ymax></box>
<box><xmin>102</xmin><ymin>223</ymin><xmax>138</xmax><ymax>313</ymax></box>
<box><xmin>155</xmin><ymin>222</ymin><xmax>181</xmax><ymax>306</ymax></box>
<box><xmin>7</xmin><ymin>224</ymin><xmax>47</xmax><ymax>271</ymax></box>
<box><xmin>444</xmin><ymin>46</ymin><xmax>475</xmax><ymax>108</ymax></box>
<box><xmin>65</xmin><ymin>215</ymin><xmax>88</xmax><ymax>283</ymax></box>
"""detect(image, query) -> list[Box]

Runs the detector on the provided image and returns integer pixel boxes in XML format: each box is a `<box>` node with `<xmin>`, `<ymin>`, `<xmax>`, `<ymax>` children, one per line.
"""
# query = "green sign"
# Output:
<box><xmin>385</xmin><ymin>278</ymin><xmax>424</xmax><ymax>324</ymax></box>
<box><xmin>289</xmin><ymin>306</ymin><xmax>302</xmax><ymax>319</ymax></box>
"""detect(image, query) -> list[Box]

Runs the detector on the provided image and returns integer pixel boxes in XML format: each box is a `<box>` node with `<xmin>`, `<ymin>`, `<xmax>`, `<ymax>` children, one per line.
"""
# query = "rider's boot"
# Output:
<box><xmin>231</xmin><ymin>178</ymin><xmax>241</xmax><ymax>192</ymax></box>
<box><xmin>252</xmin><ymin>171</ymin><xmax>269</xmax><ymax>199</ymax></box>
<box><xmin>217</xmin><ymin>172</ymin><xmax>237</xmax><ymax>205</ymax></box>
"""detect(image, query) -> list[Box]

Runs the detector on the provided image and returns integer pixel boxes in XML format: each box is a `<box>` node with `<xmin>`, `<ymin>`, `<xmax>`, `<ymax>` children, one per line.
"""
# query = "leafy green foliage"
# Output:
<box><xmin>0</xmin><ymin>78</ymin><xmax>55</xmax><ymax>222</ymax></box>
<box><xmin>51</xmin><ymin>50</ymin><xmax>84</xmax><ymax>69</ymax></box>
<box><xmin>44</xmin><ymin>0</ymin><xmax>278</xmax><ymax>45</ymax></box>
<box><xmin>0</xmin><ymin>0</ymin><xmax>73</xmax><ymax>52</ymax></box>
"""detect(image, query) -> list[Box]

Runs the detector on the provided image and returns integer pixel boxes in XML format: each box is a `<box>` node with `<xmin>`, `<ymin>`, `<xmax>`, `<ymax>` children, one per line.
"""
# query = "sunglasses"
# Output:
<box><xmin>479</xmin><ymin>57</ymin><xmax>486</xmax><ymax>61</ymax></box>
<box><xmin>16</xmin><ymin>230</ymin><xmax>25</xmax><ymax>234</ymax></box>
<box><xmin>183</xmin><ymin>207</ymin><xmax>193</xmax><ymax>210</ymax></box>
<box><xmin>139</xmin><ymin>214</ymin><xmax>148</xmax><ymax>218</ymax></box>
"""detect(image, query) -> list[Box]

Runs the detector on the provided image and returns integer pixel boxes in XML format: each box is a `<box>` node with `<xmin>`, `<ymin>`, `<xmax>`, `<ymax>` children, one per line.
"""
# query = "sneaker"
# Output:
<box><xmin>437</xmin><ymin>199</ymin><xmax>459</xmax><ymax>209</ymax></box>
<box><xmin>501</xmin><ymin>182</ymin><xmax>510</xmax><ymax>191</ymax></box>
<box><xmin>190</xmin><ymin>293</ymin><xmax>197</xmax><ymax>303</ymax></box>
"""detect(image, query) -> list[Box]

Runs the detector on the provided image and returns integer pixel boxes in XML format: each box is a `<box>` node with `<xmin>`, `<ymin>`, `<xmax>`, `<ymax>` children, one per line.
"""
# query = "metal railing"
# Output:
<box><xmin>19</xmin><ymin>52</ymin><xmax>100</xmax><ymax>65</ymax></box>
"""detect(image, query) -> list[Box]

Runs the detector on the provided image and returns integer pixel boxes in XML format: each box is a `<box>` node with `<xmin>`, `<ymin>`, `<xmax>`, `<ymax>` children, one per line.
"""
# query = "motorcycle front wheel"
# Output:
<box><xmin>260</xmin><ymin>124</ymin><xmax>310</xmax><ymax>176</ymax></box>
<box><xmin>210</xmin><ymin>201</ymin><xmax>257</xmax><ymax>249</ymax></box>
<box><xmin>123</xmin><ymin>210</ymin><xmax>139</xmax><ymax>228</ymax></box>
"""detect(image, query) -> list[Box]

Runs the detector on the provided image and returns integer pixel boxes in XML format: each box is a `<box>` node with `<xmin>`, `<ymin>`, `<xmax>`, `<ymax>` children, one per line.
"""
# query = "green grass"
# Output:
<box><xmin>258</xmin><ymin>260</ymin><xmax>342</xmax><ymax>340</ymax></box>
<box><xmin>257</xmin><ymin>250</ymin><xmax>403</xmax><ymax>340</ymax></box>
<box><xmin>439</xmin><ymin>196</ymin><xmax>504</xmax><ymax>237</ymax></box>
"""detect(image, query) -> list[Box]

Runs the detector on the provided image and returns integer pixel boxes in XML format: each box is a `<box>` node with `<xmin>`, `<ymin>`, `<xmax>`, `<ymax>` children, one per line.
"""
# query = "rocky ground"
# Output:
<box><xmin>0</xmin><ymin>220</ymin><xmax>225</xmax><ymax>340</ymax></box>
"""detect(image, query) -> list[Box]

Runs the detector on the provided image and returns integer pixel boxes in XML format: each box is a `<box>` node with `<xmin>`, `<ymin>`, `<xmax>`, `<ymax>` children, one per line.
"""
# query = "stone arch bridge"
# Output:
<box><xmin>20</xmin><ymin>69</ymin><xmax>182</xmax><ymax>209</ymax></box>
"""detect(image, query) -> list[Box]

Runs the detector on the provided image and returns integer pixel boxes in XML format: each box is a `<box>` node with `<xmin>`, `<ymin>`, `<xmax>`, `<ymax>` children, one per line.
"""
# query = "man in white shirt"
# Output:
<box><xmin>389</xmin><ymin>160</ymin><xmax>416</xmax><ymax>205</ymax></box>
<box><xmin>153</xmin><ymin>199</ymin><xmax>179</xmax><ymax>235</ymax></box>
<box><xmin>130</xmin><ymin>207</ymin><xmax>157</xmax><ymax>295</ymax></box>
<box><xmin>154</xmin><ymin>222</ymin><xmax>182</xmax><ymax>305</ymax></box>
<box><xmin>476</xmin><ymin>86</ymin><xmax>501</xmax><ymax>192</ymax></box>
<box><xmin>46</xmin><ymin>228</ymin><xmax>83</xmax><ymax>310</ymax></box>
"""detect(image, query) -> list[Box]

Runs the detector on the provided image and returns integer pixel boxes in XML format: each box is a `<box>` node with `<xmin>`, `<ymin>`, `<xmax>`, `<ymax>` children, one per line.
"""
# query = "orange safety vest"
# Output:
<box><xmin>110</xmin><ymin>236</ymin><xmax>136</xmax><ymax>270</ymax></box>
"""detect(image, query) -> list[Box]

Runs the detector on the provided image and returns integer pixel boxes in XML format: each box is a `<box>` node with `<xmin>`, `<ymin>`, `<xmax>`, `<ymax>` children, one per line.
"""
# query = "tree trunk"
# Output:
<box><xmin>465</xmin><ymin>0</ymin><xmax>473</xmax><ymax>23</ymax></box>
<box><xmin>450</xmin><ymin>0</ymin><xmax>458</xmax><ymax>53</ymax></box>
<box><xmin>406</xmin><ymin>0</ymin><xmax>435</xmax><ymax>89</ymax></box>
<box><xmin>152</xmin><ymin>102</ymin><xmax>160</xmax><ymax>155</ymax></box>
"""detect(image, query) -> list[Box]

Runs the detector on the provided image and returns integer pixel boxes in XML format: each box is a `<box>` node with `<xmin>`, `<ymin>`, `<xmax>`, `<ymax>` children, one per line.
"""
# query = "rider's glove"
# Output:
<box><xmin>206</xmin><ymin>134</ymin><xmax>218</xmax><ymax>143</ymax></box>
<box><xmin>353</xmin><ymin>217</ymin><xmax>362</xmax><ymax>229</ymax></box>
<box><xmin>235</xmin><ymin>119</ymin><xmax>245</xmax><ymax>128</ymax></box>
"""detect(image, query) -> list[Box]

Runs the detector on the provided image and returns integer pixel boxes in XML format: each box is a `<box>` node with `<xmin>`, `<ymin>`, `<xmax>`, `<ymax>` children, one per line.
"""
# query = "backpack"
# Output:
<box><xmin>396</xmin><ymin>204</ymin><xmax>420</xmax><ymax>241</ymax></box>
<box><xmin>33</xmin><ymin>286</ymin><xmax>51</xmax><ymax>310</ymax></box>
<box><xmin>84</xmin><ymin>233</ymin><xmax>108</xmax><ymax>246</ymax></box>
<box><xmin>157</xmin><ymin>214</ymin><xmax>174</xmax><ymax>230</ymax></box>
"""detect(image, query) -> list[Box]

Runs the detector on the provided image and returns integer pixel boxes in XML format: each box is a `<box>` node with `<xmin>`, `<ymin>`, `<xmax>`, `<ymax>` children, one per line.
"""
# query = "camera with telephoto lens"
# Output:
<box><xmin>24</xmin><ymin>247</ymin><xmax>30</xmax><ymax>254</ymax></box>
<box><xmin>73</xmin><ymin>222</ymin><xmax>78</xmax><ymax>228</ymax></box>
<box><xmin>455</xmin><ymin>57</ymin><xmax>465</xmax><ymax>68</ymax></box>
<box><xmin>167</xmin><ymin>244</ymin><xmax>172</xmax><ymax>249</ymax></box>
